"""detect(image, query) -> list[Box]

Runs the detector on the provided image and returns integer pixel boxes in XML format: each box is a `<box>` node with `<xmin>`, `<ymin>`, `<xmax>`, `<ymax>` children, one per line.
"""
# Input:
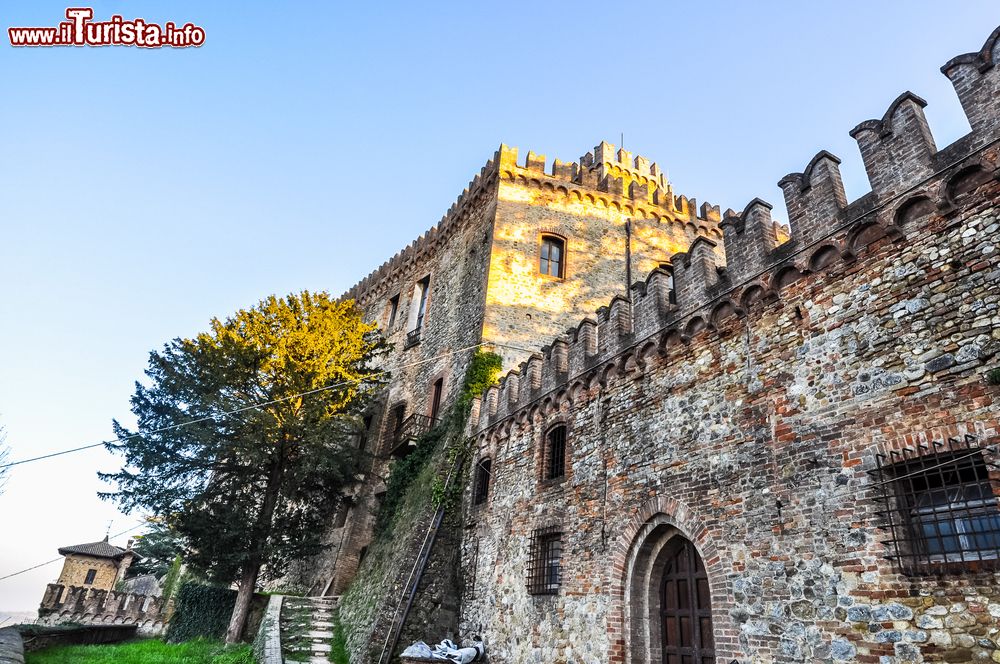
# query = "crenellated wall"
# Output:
<box><xmin>462</xmin><ymin>24</ymin><xmax>1000</xmax><ymax>664</ymax></box>
<box><xmin>37</xmin><ymin>584</ymin><xmax>167</xmax><ymax>636</ymax></box>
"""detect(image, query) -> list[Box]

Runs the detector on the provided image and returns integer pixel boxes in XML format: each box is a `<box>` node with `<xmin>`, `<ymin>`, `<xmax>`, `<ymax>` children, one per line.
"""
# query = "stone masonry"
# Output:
<box><xmin>461</xmin><ymin>24</ymin><xmax>1000</xmax><ymax>664</ymax></box>
<box><xmin>295</xmin><ymin>130</ymin><xmax>731</xmax><ymax>597</ymax></box>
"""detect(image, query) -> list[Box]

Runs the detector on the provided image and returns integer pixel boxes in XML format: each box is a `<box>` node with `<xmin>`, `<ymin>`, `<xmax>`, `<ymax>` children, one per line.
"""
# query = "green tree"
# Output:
<box><xmin>127</xmin><ymin>519</ymin><xmax>186</xmax><ymax>580</ymax></box>
<box><xmin>101</xmin><ymin>292</ymin><xmax>386</xmax><ymax>643</ymax></box>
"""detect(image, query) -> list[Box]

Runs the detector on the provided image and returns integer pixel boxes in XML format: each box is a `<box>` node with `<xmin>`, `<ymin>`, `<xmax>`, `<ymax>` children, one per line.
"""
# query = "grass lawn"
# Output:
<box><xmin>26</xmin><ymin>638</ymin><xmax>254</xmax><ymax>664</ymax></box>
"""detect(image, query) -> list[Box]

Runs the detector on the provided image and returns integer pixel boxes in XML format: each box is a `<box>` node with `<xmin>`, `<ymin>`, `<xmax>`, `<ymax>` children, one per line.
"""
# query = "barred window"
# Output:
<box><xmin>527</xmin><ymin>527</ymin><xmax>562</xmax><ymax>595</ymax></box>
<box><xmin>540</xmin><ymin>235</ymin><xmax>565</xmax><ymax>279</ymax></box>
<box><xmin>474</xmin><ymin>458</ymin><xmax>492</xmax><ymax>505</ymax></box>
<box><xmin>545</xmin><ymin>425</ymin><xmax>567</xmax><ymax>480</ymax></box>
<box><xmin>873</xmin><ymin>436</ymin><xmax>1000</xmax><ymax>574</ymax></box>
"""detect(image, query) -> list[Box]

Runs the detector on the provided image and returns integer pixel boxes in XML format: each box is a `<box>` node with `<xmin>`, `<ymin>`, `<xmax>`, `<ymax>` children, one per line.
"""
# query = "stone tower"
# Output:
<box><xmin>299</xmin><ymin>141</ymin><xmax>730</xmax><ymax>596</ymax></box>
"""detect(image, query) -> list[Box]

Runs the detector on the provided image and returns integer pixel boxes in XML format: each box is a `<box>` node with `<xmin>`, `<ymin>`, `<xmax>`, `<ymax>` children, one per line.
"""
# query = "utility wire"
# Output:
<box><xmin>0</xmin><ymin>341</ymin><xmax>533</xmax><ymax>471</ymax></box>
<box><xmin>0</xmin><ymin>522</ymin><xmax>146</xmax><ymax>584</ymax></box>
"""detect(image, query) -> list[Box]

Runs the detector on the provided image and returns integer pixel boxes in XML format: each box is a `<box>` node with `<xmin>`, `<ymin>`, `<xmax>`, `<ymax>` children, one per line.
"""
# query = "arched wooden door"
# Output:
<box><xmin>660</xmin><ymin>539</ymin><xmax>714</xmax><ymax>664</ymax></box>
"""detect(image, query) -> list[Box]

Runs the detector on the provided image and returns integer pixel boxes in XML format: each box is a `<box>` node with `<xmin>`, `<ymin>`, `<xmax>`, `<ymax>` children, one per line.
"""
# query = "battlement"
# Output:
<box><xmin>342</xmin><ymin>151</ymin><xmax>502</xmax><ymax>304</ymax></box>
<box><xmin>38</xmin><ymin>584</ymin><xmax>166</xmax><ymax>635</ymax></box>
<box><xmin>497</xmin><ymin>141</ymin><xmax>723</xmax><ymax>227</ymax></box>
<box><xmin>471</xmin><ymin>23</ymin><xmax>1000</xmax><ymax>435</ymax></box>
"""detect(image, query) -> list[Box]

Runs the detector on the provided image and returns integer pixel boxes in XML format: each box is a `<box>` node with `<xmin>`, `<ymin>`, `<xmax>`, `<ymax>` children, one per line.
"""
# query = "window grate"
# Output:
<box><xmin>474</xmin><ymin>458</ymin><xmax>491</xmax><ymax>505</ymax></box>
<box><xmin>546</xmin><ymin>425</ymin><xmax>566</xmax><ymax>480</ymax></box>
<box><xmin>527</xmin><ymin>526</ymin><xmax>562</xmax><ymax>595</ymax></box>
<box><xmin>871</xmin><ymin>434</ymin><xmax>1000</xmax><ymax>575</ymax></box>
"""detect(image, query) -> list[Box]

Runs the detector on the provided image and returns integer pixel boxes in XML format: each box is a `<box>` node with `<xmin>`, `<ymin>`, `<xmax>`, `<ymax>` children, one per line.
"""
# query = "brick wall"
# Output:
<box><xmin>463</xmin><ymin>24</ymin><xmax>1000</xmax><ymax>664</ymax></box>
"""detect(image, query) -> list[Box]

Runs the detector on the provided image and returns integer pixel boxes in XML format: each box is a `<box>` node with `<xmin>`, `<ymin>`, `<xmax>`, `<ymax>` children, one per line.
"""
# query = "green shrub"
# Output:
<box><xmin>166</xmin><ymin>583</ymin><xmax>238</xmax><ymax>642</ymax></box>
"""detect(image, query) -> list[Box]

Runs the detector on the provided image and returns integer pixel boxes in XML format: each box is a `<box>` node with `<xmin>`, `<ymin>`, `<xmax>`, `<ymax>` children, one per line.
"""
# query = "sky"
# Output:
<box><xmin>1</xmin><ymin>1</ymin><xmax>998</xmax><ymax>614</ymax></box>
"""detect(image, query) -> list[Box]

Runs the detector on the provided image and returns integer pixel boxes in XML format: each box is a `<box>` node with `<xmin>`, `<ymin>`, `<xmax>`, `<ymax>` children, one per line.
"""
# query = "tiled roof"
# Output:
<box><xmin>57</xmin><ymin>537</ymin><xmax>137</xmax><ymax>560</ymax></box>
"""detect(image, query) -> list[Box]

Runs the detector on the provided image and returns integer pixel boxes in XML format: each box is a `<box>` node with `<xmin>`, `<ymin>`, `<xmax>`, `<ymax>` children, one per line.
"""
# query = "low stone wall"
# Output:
<box><xmin>17</xmin><ymin>624</ymin><xmax>137</xmax><ymax>653</ymax></box>
<box><xmin>0</xmin><ymin>628</ymin><xmax>24</xmax><ymax>664</ymax></box>
<box><xmin>38</xmin><ymin>583</ymin><xmax>165</xmax><ymax>636</ymax></box>
<box><xmin>253</xmin><ymin>594</ymin><xmax>283</xmax><ymax>664</ymax></box>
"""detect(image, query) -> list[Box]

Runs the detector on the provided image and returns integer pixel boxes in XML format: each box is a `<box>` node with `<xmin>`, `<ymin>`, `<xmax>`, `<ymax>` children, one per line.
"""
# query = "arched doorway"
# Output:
<box><xmin>660</xmin><ymin>539</ymin><xmax>714</xmax><ymax>664</ymax></box>
<box><xmin>618</xmin><ymin>508</ymin><xmax>725</xmax><ymax>664</ymax></box>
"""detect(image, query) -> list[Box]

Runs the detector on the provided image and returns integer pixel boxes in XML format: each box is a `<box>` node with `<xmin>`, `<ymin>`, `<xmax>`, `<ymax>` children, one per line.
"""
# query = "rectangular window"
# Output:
<box><xmin>546</xmin><ymin>425</ymin><xmax>567</xmax><ymax>480</ymax></box>
<box><xmin>84</xmin><ymin>569</ymin><xmax>97</xmax><ymax>585</ymax></box>
<box><xmin>474</xmin><ymin>458</ymin><xmax>492</xmax><ymax>505</ymax></box>
<box><xmin>430</xmin><ymin>378</ymin><xmax>444</xmax><ymax>421</ymax></box>
<box><xmin>527</xmin><ymin>527</ymin><xmax>562</xmax><ymax>595</ymax></box>
<box><xmin>333</xmin><ymin>500</ymin><xmax>350</xmax><ymax>529</ymax></box>
<box><xmin>540</xmin><ymin>236</ymin><xmax>565</xmax><ymax>279</ymax></box>
<box><xmin>389</xmin><ymin>404</ymin><xmax>406</xmax><ymax>444</ymax></box>
<box><xmin>412</xmin><ymin>277</ymin><xmax>430</xmax><ymax>330</ymax></box>
<box><xmin>387</xmin><ymin>295</ymin><xmax>400</xmax><ymax>330</ymax></box>
<box><xmin>357</xmin><ymin>415</ymin><xmax>373</xmax><ymax>450</ymax></box>
<box><xmin>874</xmin><ymin>436</ymin><xmax>1000</xmax><ymax>574</ymax></box>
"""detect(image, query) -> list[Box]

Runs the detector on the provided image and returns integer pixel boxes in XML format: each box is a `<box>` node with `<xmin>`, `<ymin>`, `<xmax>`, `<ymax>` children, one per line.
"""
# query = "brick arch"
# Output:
<box><xmin>607</xmin><ymin>495</ymin><xmax>736</xmax><ymax>664</ymax></box>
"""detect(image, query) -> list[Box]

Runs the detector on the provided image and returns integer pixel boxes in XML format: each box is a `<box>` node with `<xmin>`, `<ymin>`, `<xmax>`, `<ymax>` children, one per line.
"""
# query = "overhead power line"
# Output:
<box><xmin>0</xmin><ymin>522</ymin><xmax>146</xmax><ymax>584</ymax></box>
<box><xmin>0</xmin><ymin>341</ymin><xmax>531</xmax><ymax>471</ymax></box>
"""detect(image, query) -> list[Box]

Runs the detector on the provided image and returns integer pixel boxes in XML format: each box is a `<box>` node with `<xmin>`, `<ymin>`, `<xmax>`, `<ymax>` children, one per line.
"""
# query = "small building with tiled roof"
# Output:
<box><xmin>54</xmin><ymin>535</ymin><xmax>139</xmax><ymax>592</ymax></box>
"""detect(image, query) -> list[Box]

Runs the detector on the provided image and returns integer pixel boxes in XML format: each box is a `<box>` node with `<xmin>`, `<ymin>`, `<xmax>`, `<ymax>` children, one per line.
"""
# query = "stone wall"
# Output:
<box><xmin>37</xmin><ymin>584</ymin><xmax>166</xmax><ymax>636</ymax></box>
<box><xmin>306</xmin><ymin>137</ymin><xmax>718</xmax><ymax>603</ymax></box>
<box><xmin>55</xmin><ymin>555</ymin><xmax>119</xmax><ymax>591</ymax></box>
<box><xmin>0</xmin><ymin>628</ymin><xmax>23</xmax><ymax>664</ymax></box>
<box><xmin>485</xmin><ymin>143</ymin><xmax>726</xmax><ymax>369</ymax></box>
<box><xmin>462</xmin><ymin>24</ymin><xmax>1000</xmax><ymax>664</ymax></box>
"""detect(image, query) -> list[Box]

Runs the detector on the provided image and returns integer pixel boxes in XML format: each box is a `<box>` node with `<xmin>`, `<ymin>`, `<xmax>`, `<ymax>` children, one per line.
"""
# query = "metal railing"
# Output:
<box><xmin>403</xmin><ymin>327</ymin><xmax>421</xmax><ymax>349</ymax></box>
<box><xmin>388</xmin><ymin>414</ymin><xmax>440</xmax><ymax>457</ymax></box>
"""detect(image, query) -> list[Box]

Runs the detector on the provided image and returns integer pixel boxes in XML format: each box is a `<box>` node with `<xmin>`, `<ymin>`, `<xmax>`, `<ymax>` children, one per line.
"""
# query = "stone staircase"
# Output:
<box><xmin>280</xmin><ymin>596</ymin><xmax>339</xmax><ymax>664</ymax></box>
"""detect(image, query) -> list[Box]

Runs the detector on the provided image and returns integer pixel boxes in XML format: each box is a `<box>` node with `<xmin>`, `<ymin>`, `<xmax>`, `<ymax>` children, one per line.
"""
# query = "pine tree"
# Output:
<box><xmin>101</xmin><ymin>291</ymin><xmax>386</xmax><ymax>643</ymax></box>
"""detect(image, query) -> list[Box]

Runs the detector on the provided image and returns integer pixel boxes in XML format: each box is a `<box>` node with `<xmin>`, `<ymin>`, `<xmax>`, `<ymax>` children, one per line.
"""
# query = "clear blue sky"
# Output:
<box><xmin>1</xmin><ymin>1</ymin><xmax>998</xmax><ymax>613</ymax></box>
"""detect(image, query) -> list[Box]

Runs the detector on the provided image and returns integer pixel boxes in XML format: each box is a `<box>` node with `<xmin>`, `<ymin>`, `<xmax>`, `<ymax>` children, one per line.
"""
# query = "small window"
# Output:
<box><xmin>658</xmin><ymin>263</ymin><xmax>677</xmax><ymax>305</ymax></box>
<box><xmin>358</xmin><ymin>415</ymin><xmax>373</xmax><ymax>450</ymax></box>
<box><xmin>540</xmin><ymin>235</ymin><xmax>565</xmax><ymax>279</ymax></box>
<box><xmin>430</xmin><ymin>378</ymin><xmax>444</xmax><ymax>421</ymax></box>
<box><xmin>545</xmin><ymin>425</ymin><xmax>567</xmax><ymax>480</ymax></box>
<box><xmin>474</xmin><ymin>458</ymin><xmax>492</xmax><ymax>505</ymax></box>
<box><xmin>527</xmin><ymin>527</ymin><xmax>562</xmax><ymax>595</ymax></box>
<box><xmin>412</xmin><ymin>277</ymin><xmax>430</xmax><ymax>331</ymax></box>
<box><xmin>386</xmin><ymin>295</ymin><xmax>400</xmax><ymax>330</ymax></box>
<box><xmin>333</xmin><ymin>501</ymin><xmax>350</xmax><ymax>529</ymax></box>
<box><xmin>84</xmin><ymin>569</ymin><xmax>97</xmax><ymax>585</ymax></box>
<box><xmin>389</xmin><ymin>404</ymin><xmax>406</xmax><ymax>444</ymax></box>
<box><xmin>874</xmin><ymin>437</ymin><xmax>1000</xmax><ymax>574</ymax></box>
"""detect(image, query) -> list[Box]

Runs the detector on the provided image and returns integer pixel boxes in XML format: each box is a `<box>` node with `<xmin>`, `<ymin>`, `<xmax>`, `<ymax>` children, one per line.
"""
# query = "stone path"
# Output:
<box><xmin>280</xmin><ymin>596</ymin><xmax>339</xmax><ymax>664</ymax></box>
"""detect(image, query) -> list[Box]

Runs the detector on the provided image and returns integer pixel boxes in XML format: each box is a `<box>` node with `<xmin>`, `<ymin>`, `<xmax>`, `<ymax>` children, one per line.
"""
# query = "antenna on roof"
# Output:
<box><xmin>105</xmin><ymin>520</ymin><xmax>113</xmax><ymax>539</ymax></box>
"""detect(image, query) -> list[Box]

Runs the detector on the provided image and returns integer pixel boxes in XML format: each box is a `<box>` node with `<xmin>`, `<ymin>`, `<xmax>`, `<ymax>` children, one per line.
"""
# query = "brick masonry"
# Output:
<box><xmin>461</xmin><ymin>24</ymin><xmax>1000</xmax><ymax>664</ymax></box>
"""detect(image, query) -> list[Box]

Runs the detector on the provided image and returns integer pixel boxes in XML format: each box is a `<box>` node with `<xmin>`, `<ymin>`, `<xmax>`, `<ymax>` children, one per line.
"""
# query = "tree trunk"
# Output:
<box><xmin>224</xmin><ymin>437</ymin><xmax>287</xmax><ymax>644</ymax></box>
<box><xmin>225</xmin><ymin>561</ymin><xmax>261</xmax><ymax>644</ymax></box>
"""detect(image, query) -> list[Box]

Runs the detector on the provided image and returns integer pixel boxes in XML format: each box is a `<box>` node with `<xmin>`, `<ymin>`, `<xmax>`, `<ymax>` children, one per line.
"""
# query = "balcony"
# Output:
<box><xmin>388</xmin><ymin>413</ymin><xmax>440</xmax><ymax>457</ymax></box>
<box><xmin>403</xmin><ymin>327</ymin><xmax>422</xmax><ymax>349</ymax></box>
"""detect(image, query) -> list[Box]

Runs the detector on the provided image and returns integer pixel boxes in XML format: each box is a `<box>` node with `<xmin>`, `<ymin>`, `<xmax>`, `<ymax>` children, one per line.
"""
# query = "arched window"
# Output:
<box><xmin>540</xmin><ymin>235</ymin><xmax>566</xmax><ymax>279</ymax></box>
<box><xmin>545</xmin><ymin>425</ymin><xmax>567</xmax><ymax>480</ymax></box>
<box><xmin>474</xmin><ymin>458</ymin><xmax>492</xmax><ymax>505</ymax></box>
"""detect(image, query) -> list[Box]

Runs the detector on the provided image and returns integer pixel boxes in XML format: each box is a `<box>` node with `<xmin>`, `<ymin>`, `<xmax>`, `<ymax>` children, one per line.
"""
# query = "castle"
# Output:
<box><xmin>316</xmin><ymin>23</ymin><xmax>1000</xmax><ymax>664</ymax></box>
<box><xmin>303</xmin><ymin>133</ymin><xmax>733</xmax><ymax>598</ymax></box>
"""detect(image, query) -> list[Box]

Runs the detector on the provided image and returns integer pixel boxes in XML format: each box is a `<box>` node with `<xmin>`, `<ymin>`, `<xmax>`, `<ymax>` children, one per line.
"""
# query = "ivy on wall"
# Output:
<box><xmin>373</xmin><ymin>349</ymin><xmax>501</xmax><ymax>536</ymax></box>
<box><xmin>166</xmin><ymin>582</ymin><xmax>238</xmax><ymax>642</ymax></box>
